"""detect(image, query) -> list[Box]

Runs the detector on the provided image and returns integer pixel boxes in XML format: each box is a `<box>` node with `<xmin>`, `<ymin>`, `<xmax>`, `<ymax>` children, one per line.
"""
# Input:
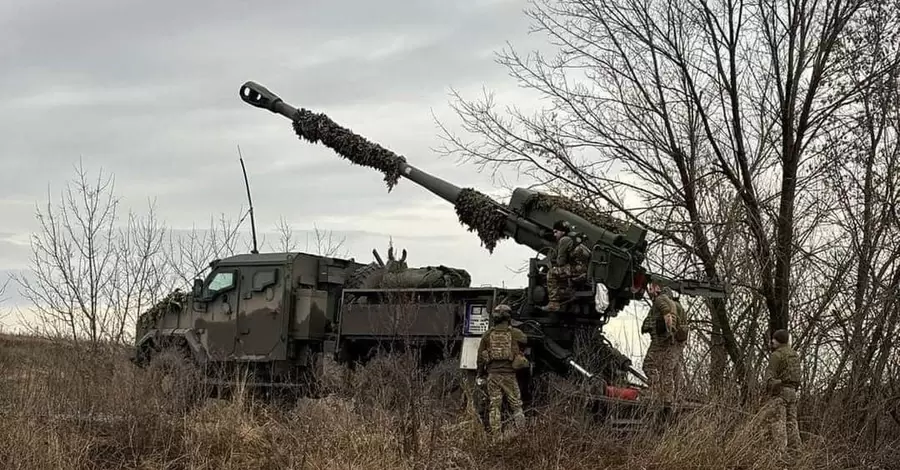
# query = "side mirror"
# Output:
<box><xmin>192</xmin><ymin>278</ymin><xmax>203</xmax><ymax>297</ymax></box>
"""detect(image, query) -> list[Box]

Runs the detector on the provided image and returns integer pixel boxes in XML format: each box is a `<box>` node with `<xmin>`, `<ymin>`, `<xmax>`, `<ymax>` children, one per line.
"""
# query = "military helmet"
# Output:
<box><xmin>552</xmin><ymin>220</ymin><xmax>568</xmax><ymax>232</ymax></box>
<box><xmin>492</xmin><ymin>304</ymin><xmax>512</xmax><ymax>320</ymax></box>
<box><xmin>772</xmin><ymin>329</ymin><xmax>790</xmax><ymax>344</ymax></box>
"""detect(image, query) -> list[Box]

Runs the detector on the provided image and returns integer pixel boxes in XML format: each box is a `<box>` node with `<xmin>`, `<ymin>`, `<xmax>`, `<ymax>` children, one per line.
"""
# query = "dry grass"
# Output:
<box><xmin>0</xmin><ymin>333</ymin><xmax>896</xmax><ymax>470</ymax></box>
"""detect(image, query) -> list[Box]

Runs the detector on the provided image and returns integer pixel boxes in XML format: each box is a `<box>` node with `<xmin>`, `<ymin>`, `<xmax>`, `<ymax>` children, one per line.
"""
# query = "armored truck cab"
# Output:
<box><xmin>132</xmin><ymin>249</ymin><xmax>503</xmax><ymax>389</ymax></box>
<box><xmin>133</xmin><ymin>252</ymin><xmax>366</xmax><ymax>383</ymax></box>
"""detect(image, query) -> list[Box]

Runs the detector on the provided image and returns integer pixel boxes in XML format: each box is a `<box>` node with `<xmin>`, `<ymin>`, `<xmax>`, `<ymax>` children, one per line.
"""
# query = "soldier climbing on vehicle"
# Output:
<box><xmin>544</xmin><ymin>220</ymin><xmax>592</xmax><ymax>312</ymax></box>
<box><xmin>477</xmin><ymin>304</ymin><xmax>529</xmax><ymax>436</ymax></box>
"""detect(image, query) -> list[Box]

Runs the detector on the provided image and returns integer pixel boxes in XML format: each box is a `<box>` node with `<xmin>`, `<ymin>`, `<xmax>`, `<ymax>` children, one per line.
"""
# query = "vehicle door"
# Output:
<box><xmin>233</xmin><ymin>265</ymin><xmax>287</xmax><ymax>360</ymax></box>
<box><xmin>195</xmin><ymin>267</ymin><xmax>240</xmax><ymax>359</ymax></box>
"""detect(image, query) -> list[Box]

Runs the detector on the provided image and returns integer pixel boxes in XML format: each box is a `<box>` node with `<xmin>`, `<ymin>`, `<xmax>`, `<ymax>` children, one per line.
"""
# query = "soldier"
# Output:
<box><xmin>760</xmin><ymin>329</ymin><xmax>802</xmax><ymax>454</ymax></box>
<box><xmin>477</xmin><ymin>304</ymin><xmax>528</xmax><ymax>436</ymax></box>
<box><xmin>544</xmin><ymin>220</ymin><xmax>592</xmax><ymax>311</ymax></box>
<box><xmin>640</xmin><ymin>283</ymin><xmax>683</xmax><ymax>406</ymax></box>
<box><xmin>671</xmin><ymin>295</ymin><xmax>689</xmax><ymax>398</ymax></box>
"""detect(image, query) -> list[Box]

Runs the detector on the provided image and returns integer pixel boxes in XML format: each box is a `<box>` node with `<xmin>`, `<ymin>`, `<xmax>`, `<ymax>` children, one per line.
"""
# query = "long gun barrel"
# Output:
<box><xmin>239</xmin><ymin>81</ymin><xmax>728</xmax><ymax>307</ymax></box>
<box><xmin>241</xmin><ymin>81</ymin><xmax>567</xmax><ymax>254</ymax></box>
<box><xmin>240</xmin><ymin>82</ymin><xmax>462</xmax><ymax>203</ymax></box>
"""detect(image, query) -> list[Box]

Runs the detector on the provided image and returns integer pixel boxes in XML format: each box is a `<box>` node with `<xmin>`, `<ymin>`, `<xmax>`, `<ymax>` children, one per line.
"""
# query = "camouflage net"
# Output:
<box><xmin>291</xmin><ymin>109</ymin><xmax>407</xmax><ymax>191</ymax></box>
<box><xmin>523</xmin><ymin>193</ymin><xmax>628</xmax><ymax>234</ymax></box>
<box><xmin>136</xmin><ymin>289</ymin><xmax>188</xmax><ymax>332</ymax></box>
<box><xmin>454</xmin><ymin>188</ymin><xmax>508</xmax><ymax>253</ymax></box>
<box><xmin>379</xmin><ymin>266</ymin><xmax>472</xmax><ymax>288</ymax></box>
<box><xmin>356</xmin><ymin>245</ymin><xmax>473</xmax><ymax>288</ymax></box>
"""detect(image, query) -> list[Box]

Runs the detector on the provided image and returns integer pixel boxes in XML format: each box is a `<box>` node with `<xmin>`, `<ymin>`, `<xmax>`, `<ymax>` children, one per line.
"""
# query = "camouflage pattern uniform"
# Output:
<box><xmin>477</xmin><ymin>304</ymin><xmax>528</xmax><ymax>435</ymax></box>
<box><xmin>671</xmin><ymin>299</ymin><xmax>688</xmax><ymax>397</ymax></box>
<box><xmin>641</xmin><ymin>286</ymin><xmax>685</xmax><ymax>404</ymax></box>
<box><xmin>759</xmin><ymin>329</ymin><xmax>802</xmax><ymax>453</ymax></box>
<box><xmin>546</xmin><ymin>221</ymin><xmax>592</xmax><ymax>311</ymax></box>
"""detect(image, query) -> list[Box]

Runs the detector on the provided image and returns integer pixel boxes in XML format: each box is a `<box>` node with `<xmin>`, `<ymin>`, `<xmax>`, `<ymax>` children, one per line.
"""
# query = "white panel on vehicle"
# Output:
<box><xmin>595</xmin><ymin>284</ymin><xmax>609</xmax><ymax>312</ymax></box>
<box><xmin>459</xmin><ymin>336</ymin><xmax>481</xmax><ymax>370</ymax></box>
<box><xmin>466</xmin><ymin>304</ymin><xmax>489</xmax><ymax>335</ymax></box>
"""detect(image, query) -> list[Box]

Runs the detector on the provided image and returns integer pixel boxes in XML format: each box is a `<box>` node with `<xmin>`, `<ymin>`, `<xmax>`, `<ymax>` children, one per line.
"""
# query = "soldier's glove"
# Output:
<box><xmin>664</xmin><ymin>313</ymin><xmax>676</xmax><ymax>330</ymax></box>
<box><xmin>479</xmin><ymin>350</ymin><xmax>489</xmax><ymax>363</ymax></box>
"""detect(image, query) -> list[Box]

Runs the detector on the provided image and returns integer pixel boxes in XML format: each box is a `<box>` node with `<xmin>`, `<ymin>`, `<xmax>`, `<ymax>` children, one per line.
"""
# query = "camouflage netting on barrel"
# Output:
<box><xmin>454</xmin><ymin>188</ymin><xmax>509</xmax><ymax>253</ymax></box>
<box><xmin>287</xmin><ymin>108</ymin><xmax>511</xmax><ymax>252</ymax></box>
<box><xmin>522</xmin><ymin>193</ymin><xmax>627</xmax><ymax>234</ymax></box>
<box><xmin>136</xmin><ymin>289</ymin><xmax>188</xmax><ymax>332</ymax></box>
<box><xmin>290</xmin><ymin>109</ymin><xmax>407</xmax><ymax>191</ymax></box>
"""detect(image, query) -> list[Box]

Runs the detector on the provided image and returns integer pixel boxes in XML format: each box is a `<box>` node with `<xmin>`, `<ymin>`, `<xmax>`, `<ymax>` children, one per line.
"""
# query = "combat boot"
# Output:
<box><xmin>512</xmin><ymin>410</ymin><xmax>526</xmax><ymax>429</ymax></box>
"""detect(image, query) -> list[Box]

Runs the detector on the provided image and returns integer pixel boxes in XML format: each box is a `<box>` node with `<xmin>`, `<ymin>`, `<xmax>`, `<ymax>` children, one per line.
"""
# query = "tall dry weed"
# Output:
<box><xmin>0</xmin><ymin>333</ymin><xmax>897</xmax><ymax>469</ymax></box>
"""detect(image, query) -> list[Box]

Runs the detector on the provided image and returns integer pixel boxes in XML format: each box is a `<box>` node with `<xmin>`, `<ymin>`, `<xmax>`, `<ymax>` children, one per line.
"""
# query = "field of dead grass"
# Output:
<box><xmin>0</xmin><ymin>333</ymin><xmax>896</xmax><ymax>469</ymax></box>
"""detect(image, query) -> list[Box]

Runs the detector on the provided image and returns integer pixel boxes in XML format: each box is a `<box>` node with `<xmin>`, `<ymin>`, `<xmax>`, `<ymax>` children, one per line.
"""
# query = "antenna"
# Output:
<box><xmin>238</xmin><ymin>145</ymin><xmax>259</xmax><ymax>254</ymax></box>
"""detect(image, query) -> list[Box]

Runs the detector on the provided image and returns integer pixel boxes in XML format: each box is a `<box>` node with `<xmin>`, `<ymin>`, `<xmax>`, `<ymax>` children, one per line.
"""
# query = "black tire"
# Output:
<box><xmin>147</xmin><ymin>347</ymin><xmax>205</xmax><ymax>413</ymax></box>
<box><xmin>345</xmin><ymin>262</ymin><xmax>382</xmax><ymax>289</ymax></box>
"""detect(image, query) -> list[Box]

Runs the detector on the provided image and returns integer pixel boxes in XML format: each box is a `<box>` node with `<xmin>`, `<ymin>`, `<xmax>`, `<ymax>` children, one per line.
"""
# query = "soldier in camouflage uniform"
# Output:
<box><xmin>544</xmin><ymin>220</ymin><xmax>592</xmax><ymax>312</ymax></box>
<box><xmin>671</xmin><ymin>296</ymin><xmax>689</xmax><ymax>398</ymax></box>
<box><xmin>759</xmin><ymin>329</ymin><xmax>802</xmax><ymax>453</ymax></box>
<box><xmin>477</xmin><ymin>304</ymin><xmax>528</xmax><ymax>436</ymax></box>
<box><xmin>640</xmin><ymin>284</ymin><xmax>687</xmax><ymax>405</ymax></box>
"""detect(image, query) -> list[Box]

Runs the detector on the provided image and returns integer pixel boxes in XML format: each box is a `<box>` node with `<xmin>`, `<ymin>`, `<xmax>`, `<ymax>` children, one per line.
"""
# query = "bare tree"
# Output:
<box><xmin>161</xmin><ymin>212</ymin><xmax>245</xmax><ymax>289</ymax></box>
<box><xmin>435</xmin><ymin>0</ymin><xmax>893</xmax><ymax>394</ymax></box>
<box><xmin>9</xmin><ymin>156</ymin><xmax>357</xmax><ymax>346</ymax></box>
<box><xmin>306</xmin><ymin>224</ymin><xmax>349</xmax><ymax>258</ymax></box>
<box><xmin>0</xmin><ymin>275</ymin><xmax>10</xmax><ymax>330</ymax></box>
<box><xmin>104</xmin><ymin>202</ymin><xmax>167</xmax><ymax>343</ymax></box>
<box><xmin>13</xmin><ymin>160</ymin><xmax>167</xmax><ymax>344</ymax></box>
<box><xmin>796</xmin><ymin>2</ymin><xmax>900</xmax><ymax>438</ymax></box>
<box><xmin>270</xmin><ymin>216</ymin><xmax>350</xmax><ymax>258</ymax></box>
<box><xmin>273</xmin><ymin>215</ymin><xmax>298</xmax><ymax>252</ymax></box>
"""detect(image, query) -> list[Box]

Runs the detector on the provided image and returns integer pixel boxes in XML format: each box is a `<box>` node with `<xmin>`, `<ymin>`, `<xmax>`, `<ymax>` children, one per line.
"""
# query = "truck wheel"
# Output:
<box><xmin>147</xmin><ymin>348</ymin><xmax>204</xmax><ymax>413</ymax></box>
<box><xmin>346</xmin><ymin>262</ymin><xmax>381</xmax><ymax>289</ymax></box>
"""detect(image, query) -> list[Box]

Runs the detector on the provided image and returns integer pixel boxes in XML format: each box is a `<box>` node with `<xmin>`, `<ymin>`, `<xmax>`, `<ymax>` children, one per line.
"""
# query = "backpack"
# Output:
<box><xmin>653</xmin><ymin>294</ymin><xmax>682</xmax><ymax>339</ymax></box>
<box><xmin>487</xmin><ymin>328</ymin><xmax>515</xmax><ymax>362</ymax></box>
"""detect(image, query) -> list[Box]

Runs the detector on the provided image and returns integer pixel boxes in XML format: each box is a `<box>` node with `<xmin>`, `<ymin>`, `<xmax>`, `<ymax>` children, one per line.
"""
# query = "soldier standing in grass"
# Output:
<box><xmin>760</xmin><ymin>329</ymin><xmax>802</xmax><ymax>454</ymax></box>
<box><xmin>640</xmin><ymin>284</ymin><xmax>684</xmax><ymax>406</ymax></box>
<box><xmin>544</xmin><ymin>220</ymin><xmax>592</xmax><ymax>312</ymax></box>
<box><xmin>477</xmin><ymin>304</ymin><xmax>528</xmax><ymax>436</ymax></box>
<box><xmin>671</xmin><ymin>295</ymin><xmax>689</xmax><ymax>399</ymax></box>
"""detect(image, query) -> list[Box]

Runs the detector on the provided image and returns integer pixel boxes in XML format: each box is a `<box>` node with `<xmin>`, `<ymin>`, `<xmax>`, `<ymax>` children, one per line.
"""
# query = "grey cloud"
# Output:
<box><xmin>0</xmin><ymin>0</ymin><xmax>551</xmax><ymax>303</ymax></box>
<box><xmin>1</xmin><ymin>0</ymin><xmax>536</xmax><ymax>198</ymax></box>
<box><xmin>0</xmin><ymin>1</ymin><xmax>659</xmax><ymax>355</ymax></box>
<box><xmin>0</xmin><ymin>240</ymin><xmax>30</xmax><ymax>267</ymax></box>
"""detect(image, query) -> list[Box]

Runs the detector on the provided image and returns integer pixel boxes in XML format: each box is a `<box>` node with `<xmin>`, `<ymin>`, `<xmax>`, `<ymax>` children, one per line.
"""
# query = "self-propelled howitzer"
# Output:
<box><xmin>239</xmin><ymin>81</ymin><xmax>667</xmax><ymax>318</ymax></box>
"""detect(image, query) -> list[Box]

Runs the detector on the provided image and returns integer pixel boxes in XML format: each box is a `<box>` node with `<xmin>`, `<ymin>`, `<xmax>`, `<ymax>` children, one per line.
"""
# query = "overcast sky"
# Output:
<box><xmin>0</xmin><ymin>0</ymin><xmax>653</xmax><ymax>360</ymax></box>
